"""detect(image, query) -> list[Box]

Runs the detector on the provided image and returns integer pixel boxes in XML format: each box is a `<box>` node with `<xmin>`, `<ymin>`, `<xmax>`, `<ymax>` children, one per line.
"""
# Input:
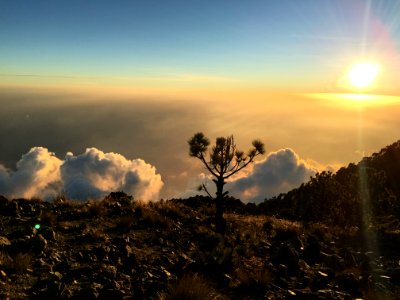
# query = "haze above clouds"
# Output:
<box><xmin>1</xmin><ymin>89</ymin><xmax>400</xmax><ymax>202</ymax></box>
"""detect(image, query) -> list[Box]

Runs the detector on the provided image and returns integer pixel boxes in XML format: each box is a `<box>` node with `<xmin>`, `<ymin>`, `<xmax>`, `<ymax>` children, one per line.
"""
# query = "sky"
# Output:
<box><xmin>1</xmin><ymin>0</ymin><xmax>400</xmax><ymax>202</ymax></box>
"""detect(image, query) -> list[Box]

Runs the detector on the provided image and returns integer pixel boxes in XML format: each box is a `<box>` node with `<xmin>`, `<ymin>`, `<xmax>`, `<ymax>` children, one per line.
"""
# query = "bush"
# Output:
<box><xmin>0</xmin><ymin>251</ymin><xmax>32</xmax><ymax>274</ymax></box>
<box><xmin>116</xmin><ymin>215</ymin><xmax>135</xmax><ymax>231</ymax></box>
<box><xmin>137</xmin><ymin>204</ymin><xmax>171</xmax><ymax>229</ymax></box>
<box><xmin>85</xmin><ymin>200</ymin><xmax>107</xmax><ymax>217</ymax></box>
<box><xmin>160</xmin><ymin>273</ymin><xmax>215</xmax><ymax>300</ymax></box>
<box><xmin>40</xmin><ymin>210</ymin><xmax>57</xmax><ymax>226</ymax></box>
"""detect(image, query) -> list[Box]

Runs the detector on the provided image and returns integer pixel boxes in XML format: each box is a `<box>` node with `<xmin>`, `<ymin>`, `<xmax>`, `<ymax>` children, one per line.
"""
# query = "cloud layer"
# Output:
<box><xmin>227</xmin><ymin>148</ymin><xmax>317</xmax><ymax>203</ymax></box>
<box><xmin>0</xmin><ymin>147</ymin><xmax>163</xmax><ymax>202</ymax></box>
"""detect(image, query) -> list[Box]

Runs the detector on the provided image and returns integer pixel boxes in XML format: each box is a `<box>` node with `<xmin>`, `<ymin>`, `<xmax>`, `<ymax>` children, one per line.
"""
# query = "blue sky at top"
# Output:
<box><xmin>1</xmin><ymin>0</ymin><xmax>400</xmax><ymax>90</ymax></box>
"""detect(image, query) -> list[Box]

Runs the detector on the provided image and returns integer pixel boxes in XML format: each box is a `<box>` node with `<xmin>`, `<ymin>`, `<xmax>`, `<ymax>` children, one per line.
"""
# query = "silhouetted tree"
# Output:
<box><xmin>188</xmin><ymin>132</ymin><xmax>265</xmax><ymax>233</ymax></box>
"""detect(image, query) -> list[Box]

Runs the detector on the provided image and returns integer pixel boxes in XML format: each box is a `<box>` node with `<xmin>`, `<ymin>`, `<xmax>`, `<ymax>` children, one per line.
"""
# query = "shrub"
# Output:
<box><xmin>40</xmin><ymin>210</ymin><xmax>57</xmax><ymax>226</ymax></box>
<box><xmin>11</xmin><ymin>253</ymin><xmax>32</xmax><ymax>274</ymax></box>
<box><xmin>116</xmin><ymin>215</ymin><xmax>135</xmax><ymax>231</ymax></box>
<box><xmin>155</xmin><ymin>201</ymin><xmax>185</xmax><ymax>220</ymax></box>
<box><xmin>85</xmin><ymin>200</ymin><xmax>107</xmax><ymax>217</ymax></box>
<box><xmin>0</xmin><ymin>251</ymin><xmax>32</xmax><ymax>274</ymax></box>
<box><xmin>159</xmin><ymin>273</ymin><xmax>215</xmax><ymax>300</ymax></box>
<box><xmin>137</xmin><ymin>204</ymin><xmax>171</xmax><ymax>229</ymax></box>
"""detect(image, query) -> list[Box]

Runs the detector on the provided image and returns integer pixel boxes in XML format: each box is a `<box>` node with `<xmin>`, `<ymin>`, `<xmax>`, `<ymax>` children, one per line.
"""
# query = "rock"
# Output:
<box><xmin>123</xmin><ymin>254</ymin><xmax>137</xmax><ymax>273</ymax></box>
<box><xmin>317</xmin><ymin>289</ymin><xmax>352</xmax><ymax>300</ymax></box>
<box><xmin>387</xmin><ymin>267</ymin><xmax>400</xmax><ymax>285</ymax></box>
<box><xmin>31</xmin><ymin>234</ymin><xmax>47</xmax><ymax>254</ymax></box>
<box><xmin>100</xmin><ymin>281</ymin><xmax>125</xmax><ymax>299</ymax></box>
<box><xmin>298</xmin><ymin>259</ymin><xmax>311</xmax><ymax>272</ymax></box>
<box><xmin>320</xmin><ymin>252</ymin><xmax>344</xmax><ymax>270</ymax></box>
<box><xmin>291</xmin><ymin>289</ymin><xmax>316</xmax><ymax>299</ymax></box>
<box><xmin>99</xmin><ymin>288</ymin><xmax>125</xmax><ymax>299</ymax></box>
<box><xmin>123</xmin><ymin>244</ymin><xmax>133</xmax><ymax>258</ymax></box>
<box><xmin>303</xmin><ymin>235</ymin><xmax>322</xmax><ymax>264</ymax></box>
<box><xmin>8</xmin><ymin>238</ymin><xmax>31</xmax><ymax>254</ymax></box>
<box><xmin>276</xmin><ymin>263</ymin><xmax>289</xmax><ymax>278</ymax></box>
<box><xmin>77</xmin><ymin>284</ymin><xmax>100</xmax><ymax>299</ymax></box>
<box><xmin>312</xmin><ymin>269</ymin><xmax>333</xmax><ymax>290</ymax></box>
<box><xmin>41</xmin><ymin>227</ymin><xmax>56</xmax><ymax>241</ymax></box>
<box><xmin>35</xmin><ymin>258</ymin><xmax>53</xmax><ymax>273</ymax></box>
<box><xmin>9</xmin><ymin>201</ymin><xmax>20</xmax><ymax>216</ymax></box>
<box><xmin>30</xmin><ymin>278</ymin><xmax>63</xmax><ymax>299</ymax></box>
<box><xmin>101</xmin><ymin>264</ymin><xmax>117</xmax><ymax>279</ymax></box>
<box><xmin>270</xmin><ymin>242</ymin><xmax>299</xmax><ymax>274</ymax></box>
<box><xmin>338</xmin><ymin>248</ymin><xmax>358</xmax><ymax>267</ymax></box>
<box><xmin>335</xmin><ymin>273</ymin><xmax>362</xmax><ymax>297</ymax></box>
<box><xmin>0</xmin><ymin>236</ymin><xmax>11</xmax><ymax>247</ymax></box>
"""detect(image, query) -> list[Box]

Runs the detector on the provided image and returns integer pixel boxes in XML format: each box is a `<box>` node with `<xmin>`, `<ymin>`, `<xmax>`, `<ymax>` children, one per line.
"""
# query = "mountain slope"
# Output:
<box><xmin>259</xmin><ymin>140</ymin><xmax>400</xmax><ymax>228</ymax></box>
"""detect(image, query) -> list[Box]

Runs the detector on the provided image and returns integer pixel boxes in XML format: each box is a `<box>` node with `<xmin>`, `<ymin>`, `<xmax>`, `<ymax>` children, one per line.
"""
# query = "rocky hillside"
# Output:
<box><xmin>0</xmin><ymin>193</ymin><xmax>399</xmax><ymax>299</ymax></box>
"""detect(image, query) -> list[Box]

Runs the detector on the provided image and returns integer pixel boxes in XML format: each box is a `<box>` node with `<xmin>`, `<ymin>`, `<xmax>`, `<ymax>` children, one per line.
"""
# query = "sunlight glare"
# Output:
<box><xmin>347</xmin><ymin>62</ymin><xmax>380</xmax><ymax>89</ymax></box>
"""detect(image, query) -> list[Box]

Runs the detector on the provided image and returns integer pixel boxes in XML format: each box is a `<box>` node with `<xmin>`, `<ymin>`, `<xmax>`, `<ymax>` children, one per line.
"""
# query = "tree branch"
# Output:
<box><xmin>200</xmin><ymin>154</ymin><xmax>218</xmax><ymax>177</ymax></box>
<box><xmin>224</xmin><ymin>151</ymin><xmax>261</xmax><ymax>179</ymax></box>
<box><xmin>201</xmin><ymin>184</ymin><xmax>213</xmax><ymax>199</ymax></box>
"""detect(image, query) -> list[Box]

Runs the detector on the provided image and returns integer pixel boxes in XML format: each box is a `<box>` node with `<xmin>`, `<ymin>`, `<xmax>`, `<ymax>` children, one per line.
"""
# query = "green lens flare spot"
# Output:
<box><xmin>34</xmin><ymin>224</ymin><xmax>41</xmax><ymax>230</ymax></box>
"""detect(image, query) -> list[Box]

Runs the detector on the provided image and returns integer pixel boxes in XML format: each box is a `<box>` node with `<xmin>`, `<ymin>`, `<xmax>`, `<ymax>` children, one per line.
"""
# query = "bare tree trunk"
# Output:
<box><xmin>215</xmin><ymin>177</ymin><xmax>226</xmax><ymax>233</ymax></box>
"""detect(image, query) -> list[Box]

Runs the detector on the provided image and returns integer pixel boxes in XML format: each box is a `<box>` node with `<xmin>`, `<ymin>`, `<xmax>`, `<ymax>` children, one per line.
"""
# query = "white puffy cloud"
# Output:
<box><xmin>227</xmin><ymin>148</ymin><xmax>318</xmax><ymax>203</ymax></box>
<box><xmin>0</xmin><ymin>147</ymin><xmax>163</xmax><ymax>202</ymax></box>
<box><xmin>0</xmin><ymin>147</ymin><xmax>62</xmax><ymax>199</ymax></box>
<box><xmin>61</xmin><ymin>148</ymin><xmax>163</xmax><ymax>201</ymax></box>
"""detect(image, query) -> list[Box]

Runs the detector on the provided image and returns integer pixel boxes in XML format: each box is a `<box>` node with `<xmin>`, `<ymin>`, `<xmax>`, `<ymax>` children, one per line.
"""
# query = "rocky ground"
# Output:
<box><xmin>0</xmin><ymin>193</ymin><xmax>400</xmax><ymax>299</ymax></box>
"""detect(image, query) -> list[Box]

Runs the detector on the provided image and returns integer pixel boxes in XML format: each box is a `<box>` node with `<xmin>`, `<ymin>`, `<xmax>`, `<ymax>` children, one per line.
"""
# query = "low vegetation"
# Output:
<box><xmin>0</xmin><ymin>141</ymin><xmax>400</xmax><ymax>298</ymax></box>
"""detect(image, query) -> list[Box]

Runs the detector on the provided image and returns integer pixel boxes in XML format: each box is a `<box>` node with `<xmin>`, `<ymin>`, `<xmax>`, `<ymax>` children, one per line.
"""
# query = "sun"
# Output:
<box><xmin>347</xmin><ymin>62</ymin><xmax>381</xmax><ymax>89</ymax></box>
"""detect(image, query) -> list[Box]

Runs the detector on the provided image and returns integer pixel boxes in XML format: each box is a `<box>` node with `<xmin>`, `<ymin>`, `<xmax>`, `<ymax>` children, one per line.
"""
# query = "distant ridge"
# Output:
<box><xmin>259</xmin><ymin>140</ymin><xmax>400</xmax><ymax>228</ymax></box>
<box><xmin>362</xmin><ymin>140</ymin><xmax>400</xmax><ymax>199</ymax></box>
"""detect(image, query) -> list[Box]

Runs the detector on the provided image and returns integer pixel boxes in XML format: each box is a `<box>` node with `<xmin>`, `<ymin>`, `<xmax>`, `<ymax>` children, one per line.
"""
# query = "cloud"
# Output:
<box><xmin>0</xmin><ymin>147</ymin><xmax>163</xmax><ymax>202</ymax></box>
<box><xmin>61</xmin><ymin>148</ymin><xmax>163</xmax><ymax>201</ymax></box>
<box><xmin>227</xmin><ymin>148</ymin><xmax>318</xmax><ymax>203</ymax></box>
<box><xmin>172</xmin><ymin>172</ymin><xmax>213</xmax><ymax>199</ymax></box>
<box><xmin>0</xmin><ymin>147</ymin><xmax>62</xmax><ymax>199</ymax></box>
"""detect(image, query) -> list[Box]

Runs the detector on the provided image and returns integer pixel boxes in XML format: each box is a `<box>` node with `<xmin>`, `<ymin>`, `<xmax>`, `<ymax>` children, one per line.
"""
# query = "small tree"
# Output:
<box><xmin>188</xmin><ymin>132</ymin><xmax>265</xmax><ymax>232</ymax></box>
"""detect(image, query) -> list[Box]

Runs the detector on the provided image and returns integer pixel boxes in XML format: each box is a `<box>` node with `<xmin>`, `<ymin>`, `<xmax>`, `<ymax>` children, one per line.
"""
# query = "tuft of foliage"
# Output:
<box><xmin>159</xmin><ymin>273</ymin><xmax>215</xmax><ymax>300</ymax></box>
<box><xmin>0</xmin><ymin>252</ymin><xmax>32</xmax><ymax>274</ymax></box>
<box><xmin>40</xmin><ymin>210</ymin><xmax>57</xmax><ymax>226</ymax></box>
<box><xmin>115</xmin><ymin>215</ymin><xmax>135</xmax><ymax>231</ymax></box>
<box><xmin>84</xmin><ymin>200</ymin><xmax>107</xmax><ymax>217</ymax></box>
<box><xmin>138</xmin><ymin>204</ymin><xmax>171</xmax><ymax>229</ymax></box>
<box><xmin>155</xmin><ymin>200</ymin><xmax>185</xmax><ymax>220</ymax></box>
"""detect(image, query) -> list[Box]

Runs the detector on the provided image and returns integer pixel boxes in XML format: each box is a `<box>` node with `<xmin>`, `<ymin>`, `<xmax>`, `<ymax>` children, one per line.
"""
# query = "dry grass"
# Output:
<box><xmin>116</xmin><ymin>215</ymin><xmax>135</xmax><ymax>230</ymax></box>
<box><xmin>0</xmin><ymin>251</ymin><xmax>32</xmax><ymax>274</ymax></box>
<box><xmin>0</xmin><ymin>251</ymin><xmax>12</xmax><ymax>267</ymax></box>
<box><xmin>270</xmin><ymin>217</ymin><xmax>302</xmax><ymax>234</ymax></box>
<box><xmin>237</xmin><ymin>268</ymin><xmax>273</xmax><ymax>288</ymax></box>
<box><xmin>11</xmin><ymin>253</ymin><xmax>32</xmax><ymax>274</ymax></box>
<box><xmin>159</xmin><ymin>273</ymin><xmax>216</xmax><ymax>300</ymax></box>
<box><xmin>136</xmin><ymin>203</ymin><xmax>172</xmax><ymax>229</ymax></box>
<box><xmin>303</xmin><ymin>222</ymin><xmax>359</xmax><ymax>239</ymax></box>
<box><xmin>155</xmin><ymin>201</ymin><xmax>185</xmax><ymax>220</ymax></box>
<box><xmin>53</xmin><ymin>195</ymin><xmax>80</xmax><ymax>208</ymax></box>
<box><xmin>40</xmin><ymin>210</ymin><xmax>57</xmax><ymax>226</ymax></box>
<box><xmin>87</xmin><ymin>228</ymin><xmax>105</xmax><ymax>240</ymax></box>
<box><xmin>198</xmin><ymin>205</ymin><xmax>216</xmax><ymax>216</ymax></box>
<box><xmin>84</xmin><ymin>200</ymin><xmax>107</xmax><ymax>217</ymax></box>
<box><xmin>29</xmin><ymin>198</ymin><xmax>43</xmax><ymax>205</ymax></box>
